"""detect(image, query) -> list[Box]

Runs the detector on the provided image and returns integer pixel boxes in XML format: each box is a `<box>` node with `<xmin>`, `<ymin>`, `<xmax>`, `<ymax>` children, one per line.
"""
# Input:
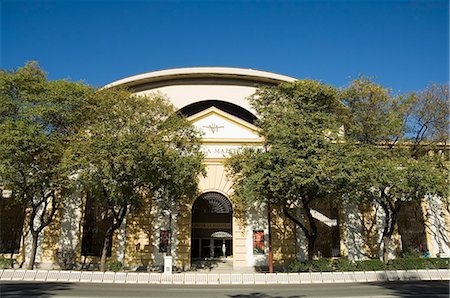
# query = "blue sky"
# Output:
<box><xmin>1</xmin><ymin>0</ymin><xmax>448</xmax><ymax>92</ymax></box>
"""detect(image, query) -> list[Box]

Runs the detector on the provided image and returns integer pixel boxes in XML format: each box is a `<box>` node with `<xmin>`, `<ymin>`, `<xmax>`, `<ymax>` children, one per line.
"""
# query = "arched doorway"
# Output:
<box><xmin>191</xmin><ymin>192</ymin><xmax>233</xmax><ymax>261</ymax></box>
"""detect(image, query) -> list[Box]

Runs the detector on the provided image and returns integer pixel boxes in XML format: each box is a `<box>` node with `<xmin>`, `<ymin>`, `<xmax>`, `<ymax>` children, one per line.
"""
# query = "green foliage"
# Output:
<box><xmin>342</xmin><ymin>76</ymin><xmax>406</xmax><ymax>144</ymax></box>
<box><xmin>387</xmin><ymin>258</ymin><xmax>449</xmax><ymax>270</ymax></box>
<box><xmin>288</xmin><ymin>260</ymin><xmax>314</xmax><ymax>272</ymax></box>
<box><xmin>339</xmin><ymin>77</ymin><xmax>449</xmax><ymax>263</ymax></box>
<box><xmin>355</xmin><ymin>259</ymin><xmax>385</xmax><ymax>271</ymax></box>
<box><xmin>405</xmin><ymin>83</ymin><xmax>449</xmax><ymax>152</ymax></box>
<box><xmin>312</xmin><ymin>258</ymin><xmax>334</xmax><ymax>272</ymax></box>
<box><xmin>424</xmin><ymin>258</ymin><xmax>450</xmax><ymax>269</ymax></box>
<box><xmin>0</xmin><ymin>62</ymin><xmax>95</xmax><ymax>269</ymax></box>
<box><xmin>66</xmin><ymin>88</ymin><xmax>204</xmax><ymax>209</ymax></box>
<box><xmin>287</xmin><ymin>258</ymin><xmax>448</xmax><ymax>272</ymax></box>
<box><xmin>65</xmin><ymin>87</ymin><xmax>205</xmax><ymax>270</ymax></box>
<box><xmin>332</xmin><ymin>258</ymin><xmax>358</xmax><ymax>271</ymax></box>
<box><xmin>227</xmin><ymin>80</ymin><xmax>345</xmax><ymax>260</ymax></box>
<box><xmin>0</xmin><ymin>257</ymin><xmax>14</xmax><ymax>269</ymax></box>
<box><xmin>105</xmin><ymin>260</ymin><xmax>123</xmax><ymax>272</ymax></box>
<box><xmin>337</xmin><ymin>143</ymin><xmax>448</xmax><ymax>265</ymax></box>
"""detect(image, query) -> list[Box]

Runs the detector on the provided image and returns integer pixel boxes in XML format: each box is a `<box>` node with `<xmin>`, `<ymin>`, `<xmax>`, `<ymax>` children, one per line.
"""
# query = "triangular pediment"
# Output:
<box><xmin>187</xmin><ymin>107</ymin><xmax>262</xmax><ymax>142</ymax></box>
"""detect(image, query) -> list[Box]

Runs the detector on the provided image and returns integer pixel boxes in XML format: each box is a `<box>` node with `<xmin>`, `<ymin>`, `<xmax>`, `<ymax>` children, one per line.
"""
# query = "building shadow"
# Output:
<box><xmin>370</xmin><ymin>281</ymin><xmax>449</xmax><ymax>298</ymax></box>
<box><xmin>0</xmin><ymin>282</ymin><xmax>73</xmax><ymax>298</ymax></box>
<box><xmin>229</xmin><ymin>294</ymin><xmax>304</xmax><ymax>298</ymax></box>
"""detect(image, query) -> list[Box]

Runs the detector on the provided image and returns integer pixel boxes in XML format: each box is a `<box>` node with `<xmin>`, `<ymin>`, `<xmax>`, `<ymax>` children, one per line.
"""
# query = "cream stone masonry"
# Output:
<box><xmin>104</xmin><ymin>67</ymin><xmax>296</xmax><ymax>114</ymax></box>
<box><xmin>423</xmin><ymin>195</ymin><xmax>450</xmax><ymax>257</ymax></box>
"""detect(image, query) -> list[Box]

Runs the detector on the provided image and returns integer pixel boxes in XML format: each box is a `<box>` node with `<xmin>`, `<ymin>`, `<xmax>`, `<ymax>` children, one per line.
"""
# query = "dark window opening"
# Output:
<box><xmin>397</xmin><ymin>201</ymin><xmax>427</xmax><ymax>254</ymax></box>
<box><xmin>0</xmin><ymin>199</ymin><xmax>25</xmax><ymax>254</ymax></box>
<box><xmin>179</xmin><ymin>100</ymin><xmax>257</xmax><ymax>124</ymax></box>
<box><xmin>311</xmin><ymin>201</ymin><xmax>341</xmax><ymax>258</ymax></box>
<box><xmin>81</xmin><ymin>192</ymin><xmax>113</xmax><ymax>257</ymax></box>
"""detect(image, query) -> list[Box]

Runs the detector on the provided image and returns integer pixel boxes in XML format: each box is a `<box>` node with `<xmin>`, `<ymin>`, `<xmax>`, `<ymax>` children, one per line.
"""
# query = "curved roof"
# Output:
<box><xmin>104</xmin><ymin>67</ymin><xmax>297</xmax><ymax>90</ymax></box>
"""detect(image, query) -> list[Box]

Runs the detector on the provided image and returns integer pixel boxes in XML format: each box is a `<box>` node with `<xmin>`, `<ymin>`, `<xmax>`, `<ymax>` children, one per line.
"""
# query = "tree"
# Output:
<box><xmin>405</xmin><ymin>83</ymin><xmax>449</xmax><ymax>156</ymax></box>
<box><xmin>226</xmin><ymin>80</ymin><xmax>345</xmax><ymax>261</ymax></box>
<box><xmin>342</xmin><ymin>76</ymin><xmax>406</xmax><ymax>145</ymax></box>
<box><xmin>65</xmin><ymin>88</ymin><xmax>204</xmax><ymax>271</ymax></box>
<box><xmin>0</xmin><ymin>62</ymin><xmax>94</xmax><ymax>269</ymax></box>
<box><xmin>341</xmin><ymin>78</ymin><xmax>449</xmax><ymax>263</ymax></box>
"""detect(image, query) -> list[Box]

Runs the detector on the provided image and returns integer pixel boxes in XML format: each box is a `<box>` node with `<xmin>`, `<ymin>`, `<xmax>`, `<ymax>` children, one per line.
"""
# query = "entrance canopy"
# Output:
<box><xmin>211</xmin><ymin>231</ymin><xmax>232</xmax><ymax>239</ymax></box>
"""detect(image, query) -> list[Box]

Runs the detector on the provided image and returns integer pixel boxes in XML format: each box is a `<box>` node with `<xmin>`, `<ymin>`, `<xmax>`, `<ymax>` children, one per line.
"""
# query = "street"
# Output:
<box><xmin>0</xmin><ymin>281</ymin><xmax>449</xmax><ymax>298</ymax></box>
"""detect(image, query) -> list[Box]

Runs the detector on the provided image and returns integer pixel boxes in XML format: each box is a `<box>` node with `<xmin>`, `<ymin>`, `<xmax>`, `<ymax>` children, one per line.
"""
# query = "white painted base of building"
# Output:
<box><xmin>1</xmin><ymin>269</ymin><xmax>448</xmax><ymax>284</ymax></box>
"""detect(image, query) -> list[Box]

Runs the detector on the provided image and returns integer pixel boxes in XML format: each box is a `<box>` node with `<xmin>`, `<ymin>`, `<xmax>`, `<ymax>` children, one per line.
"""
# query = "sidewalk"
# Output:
<box><xmin>0</xmin><ymin>269</ymin><xmax>448</xmax><ymax>284</ymax></box>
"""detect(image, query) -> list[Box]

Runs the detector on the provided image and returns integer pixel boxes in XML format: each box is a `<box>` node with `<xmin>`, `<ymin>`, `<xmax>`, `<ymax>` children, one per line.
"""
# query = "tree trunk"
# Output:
<box><xmin>382</xmin><ymin>235</ymin><xmax>390</xmax><ymax>264</ymax></box>
<box><xmin>267</xmin><ymin>201</ymin><xmax>273</xmax><ymax>273</ymax></box>
<box><xmin>27</xmin><ymin>233</ymin><xmax>39</xmax><ymax>270</ymax></box>
<box><xmin>303</xmin><ymin>202</ymin><xmax>318</xmax><ymax>262</ymax></box>
<box><xmin>379</xmin><ymin>197</ymin><xmax>401</xmax><ymax>265</ymax></box>
<box><xmin>307</xmin><ymin>233</ymin><xmax>318</xmax><ymax>262</ymax></box>
<box><xmin>99</xmin><ymin>203</ymin><xmax>128</xmax><ymax>272</ymax></box>
<box><xmin>100</xmin><ymin>229</ymin><xmax>113</xmax><ymax>272</ymax></box>
<box><xmin>283</xmin><ymin>204</ymin><xmax>317</xmax><ymax>262</ymax></box>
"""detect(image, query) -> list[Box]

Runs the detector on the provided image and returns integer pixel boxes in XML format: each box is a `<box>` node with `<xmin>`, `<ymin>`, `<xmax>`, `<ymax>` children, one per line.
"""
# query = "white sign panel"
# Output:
<box><xmin>200</xmin><ymin>144</ymin><xmax>262</xmax><ymax>158</ymax></box>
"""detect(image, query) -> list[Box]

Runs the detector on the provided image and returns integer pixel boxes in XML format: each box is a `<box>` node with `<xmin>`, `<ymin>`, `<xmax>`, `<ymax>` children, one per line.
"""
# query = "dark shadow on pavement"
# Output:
<box><xmin>0</xmin><ymin>282</ymin><xmax>73</xmax><ymax>298</ymax></box>
<box><xmin>229</xmin><ymin>294</ymin><xmax>304</xmax><ymax>298</ymax></box>
<box><xmin>369</xmin><ymin>281</ymin><xmax>449</xmax><ymax>298</ymax></box>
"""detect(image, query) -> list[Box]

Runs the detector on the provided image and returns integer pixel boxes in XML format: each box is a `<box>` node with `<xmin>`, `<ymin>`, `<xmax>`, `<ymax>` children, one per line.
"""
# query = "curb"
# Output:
<box><xmin>0</xmin><ymin>269</ymin><xmax>448</xmax><ymax>284</ymax></box>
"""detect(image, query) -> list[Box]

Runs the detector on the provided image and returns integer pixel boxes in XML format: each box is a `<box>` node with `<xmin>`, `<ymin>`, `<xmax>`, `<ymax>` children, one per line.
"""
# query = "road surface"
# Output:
<box><xmin>0</xmin><ymin>280</ymin><xmax>448</xmax><ymax>297</ymax></box>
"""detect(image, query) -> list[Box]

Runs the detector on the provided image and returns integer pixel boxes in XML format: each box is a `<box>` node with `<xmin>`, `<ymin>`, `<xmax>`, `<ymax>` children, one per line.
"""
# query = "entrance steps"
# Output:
<box><xmin>191</xmin><ymin>259</ymin><xmax>253</xmax><ymax>273</ymax></box>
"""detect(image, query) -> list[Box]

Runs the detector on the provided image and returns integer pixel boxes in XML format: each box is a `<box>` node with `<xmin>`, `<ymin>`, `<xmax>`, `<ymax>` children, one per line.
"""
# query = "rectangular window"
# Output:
<box><xmin>159</xmin><ymin>230</ymin><xmax>170</xmax><ymax>253</ymax></box>
<box><xmin>312</xmin><ymin>201</ymin><xmax>341</xmax><ymax>258</ymax></box>
<box><xmin>0</xmin><ymin>199</ymin><xmax>25</xmax><ymax>254</ymax></box>
<box><xmin>253</xmin><ymin>230</ymin><xmax>265</xmax><ymax>255</ymax></box>
<box><xmin>81</xmin><ymin>192</ymin><xmax>113</xmax><ymax>257</ymax></box>
<box><xmin>397</xmin><ymin>201</ymin><xmax>426</xmax><ymax>255</ymax></box>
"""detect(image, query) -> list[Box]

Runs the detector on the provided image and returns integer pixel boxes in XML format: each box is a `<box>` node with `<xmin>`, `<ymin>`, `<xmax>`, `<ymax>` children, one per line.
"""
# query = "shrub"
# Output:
<box><xmin>287</xmin><ymin>257</ymin><xmax>449</xmax><ymax>272</ymax></box>
<box><xmin>288</xmin><ymin>260</ymin><xmax>311</xmax><ymax>272</ymax></box>
<box><xmin>312</xmin><ymin>258</ymin><xmax>333</xmax><ymax>272</ymax></box>
<box><xmin>332</xmin><ymin>258</ymin><xmax>357</xmax><ymax>271</ymax></box>
<box><xmin>387</xmin><ymin>258</ymin><xmax>426</xmax><ymax>270</ymax></box>
<box><xmin>386</xmin><ymin>257</ymin><xmax>449</xmax><ymax>270</ymax></box>
<box><xmin>56</xmin><ymin>248</ymin><xmax>77</xmax><ymax>270</ymax></box>
<box><xmin>288</xmin><ymin>259</ymin><xmax>333</xmax><ymax>272</ymax></box>
<box><xmin>0</xmin><ymin>257</ymin><xmax>14</xmax><ymax>269</ymax></box>
<box><xmin>106</xmin><ymin>260</ymin><xmax>123</xmax><ymax>272</ymax></box>
<box><xmin>423</xmin><ymin>258</ymin><xmax>449</xmax><ymax>269</ymax></box>
<box><xmin>355</xmin><ymin>259</ymin><xmax>385</xmax><ymax>271</ymax></box>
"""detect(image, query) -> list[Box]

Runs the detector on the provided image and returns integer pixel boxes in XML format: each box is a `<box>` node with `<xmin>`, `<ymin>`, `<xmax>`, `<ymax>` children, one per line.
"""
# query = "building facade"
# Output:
<box><xmin>1</xmin><ymin>67</ymin><xmax>449</xmax><ymax>271</ymax></box>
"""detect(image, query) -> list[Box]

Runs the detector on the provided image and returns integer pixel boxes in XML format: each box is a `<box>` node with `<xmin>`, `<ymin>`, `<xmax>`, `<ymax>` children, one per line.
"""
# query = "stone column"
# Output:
<box><xmin>342</xmin><ymin>197</ymin><xmax>364</xmax><ymax>260</ymax></box>
<box><xmin>423</xmin><ymin>195</ymin><xmax>450</xmax><ymax>257</ymax></box>
<box><xmin>374</xmin><ymin>202</ymin><xmax>397</xmax><ymax>260</ymax></box>
<box><xmin>58</xmin><ymin>190</ymin><xmax>83</xmax><ymax>269</ymax></box>
<box><xmin>245</xmin><ymin>201</ymin><xmax>268</xmax><ymax>268</ymax></box>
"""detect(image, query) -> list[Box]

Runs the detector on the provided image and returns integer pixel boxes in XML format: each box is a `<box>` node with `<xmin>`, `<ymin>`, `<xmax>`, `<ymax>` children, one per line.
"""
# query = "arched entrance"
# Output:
<box><xmin>191</xmin><ymin>192</ymin><xmax>233</xmax><ymax>261</ymax></box>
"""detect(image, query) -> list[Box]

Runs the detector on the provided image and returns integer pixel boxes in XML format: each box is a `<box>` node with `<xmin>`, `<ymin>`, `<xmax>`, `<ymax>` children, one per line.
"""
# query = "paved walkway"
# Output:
<box><xmin>0</xmin><ymin>269</ymin><xmax>448</xmax><ymax>285</ymax></box>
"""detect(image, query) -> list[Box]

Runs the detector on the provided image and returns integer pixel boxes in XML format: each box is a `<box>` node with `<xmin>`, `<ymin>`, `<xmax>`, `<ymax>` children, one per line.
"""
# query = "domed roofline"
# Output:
<box><xmin>104</xmin><ymin>67</ymin><xmax>297</xmax><ymax>90</ymax></box>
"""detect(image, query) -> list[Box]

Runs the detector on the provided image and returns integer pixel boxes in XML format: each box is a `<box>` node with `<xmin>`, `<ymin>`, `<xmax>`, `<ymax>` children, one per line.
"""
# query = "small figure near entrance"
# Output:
<box><xmin>222</xmin><ymin>241</ymin><xmax>226</xmax><ymax>257</ymax></box>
